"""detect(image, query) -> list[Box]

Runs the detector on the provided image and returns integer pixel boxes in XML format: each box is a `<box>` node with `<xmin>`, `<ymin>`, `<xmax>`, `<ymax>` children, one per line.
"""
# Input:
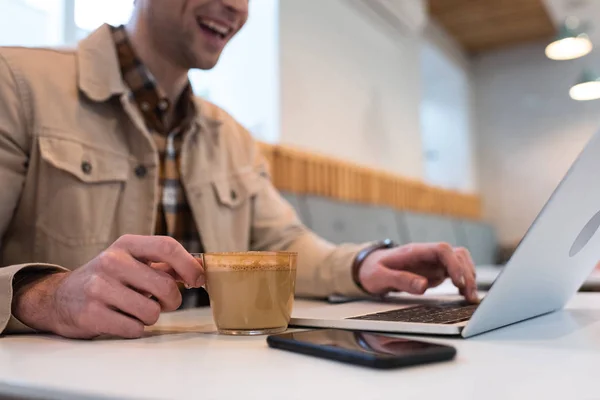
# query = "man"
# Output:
<box><xmin>0</xmin><ymin>0</ymin><xmax>478</xmax><ymax>339</ymax></box>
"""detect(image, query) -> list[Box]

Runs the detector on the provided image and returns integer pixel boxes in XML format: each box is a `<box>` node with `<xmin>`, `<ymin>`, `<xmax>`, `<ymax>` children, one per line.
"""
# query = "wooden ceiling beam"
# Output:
<box><xmin>437</xmin><ymin>6</ymin><xmax>549</xmax><ymax>28</ymax></box>
<box><xmin>429</xmin><ymin>0</ymin><xmax>556</xmax><ymax>54</ymax></box>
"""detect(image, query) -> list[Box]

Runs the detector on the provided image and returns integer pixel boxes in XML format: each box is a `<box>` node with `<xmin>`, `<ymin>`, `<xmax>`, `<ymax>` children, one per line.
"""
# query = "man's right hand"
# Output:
<box><xmin>12</xmin><ymin>235</ymin><xmax>204</xmax><ymax>339</ymax></box>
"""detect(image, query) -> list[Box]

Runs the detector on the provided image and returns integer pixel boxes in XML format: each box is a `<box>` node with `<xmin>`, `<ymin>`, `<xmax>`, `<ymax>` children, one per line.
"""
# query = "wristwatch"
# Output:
<box><xmin>352</xmin><ymin>238</ymin><xmax>396</xmax><ymax>293</ymax></box>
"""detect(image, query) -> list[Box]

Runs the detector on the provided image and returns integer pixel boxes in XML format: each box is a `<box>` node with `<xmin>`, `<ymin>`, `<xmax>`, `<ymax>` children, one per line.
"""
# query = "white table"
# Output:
<box><xmin>0</xmin><ymin>292</ymin><xmax>599</xmax><ymax>400</ymax></box>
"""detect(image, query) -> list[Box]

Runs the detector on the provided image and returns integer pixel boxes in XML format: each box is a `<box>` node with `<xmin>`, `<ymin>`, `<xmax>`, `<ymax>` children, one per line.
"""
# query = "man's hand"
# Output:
<box><xmin>357</xmin><ymin>243</ymin><xmax>479</xmax><ymax>303</ymax></box>
<box><xmin>12</xmin><ymin>235</ymin><xmax>204</xmax><ymax>339</ymax></box>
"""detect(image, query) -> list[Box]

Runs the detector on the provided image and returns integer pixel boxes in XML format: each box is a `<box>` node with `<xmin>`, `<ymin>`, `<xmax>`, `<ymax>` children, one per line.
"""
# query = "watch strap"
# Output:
<box><xmin>352</xmin><ymin>238</ymin><xmax>396</xmax><ymax>293</ymax></box>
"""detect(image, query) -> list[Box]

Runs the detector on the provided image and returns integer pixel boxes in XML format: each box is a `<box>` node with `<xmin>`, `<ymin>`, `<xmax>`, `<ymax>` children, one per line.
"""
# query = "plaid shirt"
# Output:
<box><xmin>111</xmin><ymin>25</ymin><xmax>203</xmax><ymax>254</ymax></box>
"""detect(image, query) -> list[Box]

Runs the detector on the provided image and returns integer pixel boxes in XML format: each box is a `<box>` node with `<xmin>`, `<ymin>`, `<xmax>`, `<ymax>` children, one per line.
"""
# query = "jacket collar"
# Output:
<box><xmin>76</xmin><ymin>24</ymin><xmax>222</xmax><ymax>138</ymax></box>
<box><xmin>77</xmin><ymin>24</ymin><xmax>128</xmax><ymax>102</ymax></box>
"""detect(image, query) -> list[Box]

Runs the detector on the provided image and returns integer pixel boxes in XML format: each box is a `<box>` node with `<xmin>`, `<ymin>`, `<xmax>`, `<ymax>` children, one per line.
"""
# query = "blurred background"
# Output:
<box><xmin>2</xmin><ymin>0</ymin><xmax>600</xmax><ymax>262</ymax></box>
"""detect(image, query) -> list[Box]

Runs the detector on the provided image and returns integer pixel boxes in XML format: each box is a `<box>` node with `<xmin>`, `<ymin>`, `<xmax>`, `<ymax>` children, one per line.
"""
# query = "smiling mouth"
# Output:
<box><xmin>196</xmin><ymin>17</ymin><xmax>233</xmax><ymax>40</ymax></box>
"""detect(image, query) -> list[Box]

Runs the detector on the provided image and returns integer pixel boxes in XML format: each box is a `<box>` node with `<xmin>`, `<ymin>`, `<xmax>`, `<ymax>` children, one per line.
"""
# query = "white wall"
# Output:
<box><xmin>279</xmin><ymin>0</ymin><xmax>424</xmax><ymax>178</ymax></box>
<box><xmin>473</xmin><ymin>41</ymin><xmax>600</xmax><ymax>245</ymax></box>
<box><xmin>421</xmin><ymin>22</ymin><xmax>476</xmax><ymax>192</ymax></box>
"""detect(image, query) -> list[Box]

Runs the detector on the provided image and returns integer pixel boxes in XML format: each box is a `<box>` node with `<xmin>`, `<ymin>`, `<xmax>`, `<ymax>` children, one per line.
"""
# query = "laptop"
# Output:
<box><xmin>476</xmin><ymin>264</ymin><xmax>600</xmax><ymax>291</ymax></box>
<box><xmin>291</xmin><ymin>129</ymin><xmax>600</xmax><ymax>338</ymax></box>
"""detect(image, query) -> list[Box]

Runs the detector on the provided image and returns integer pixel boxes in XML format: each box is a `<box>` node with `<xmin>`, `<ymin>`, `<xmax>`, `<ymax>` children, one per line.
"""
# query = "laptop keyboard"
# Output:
<box><xmin>348</xmin><ymin>301</ymin><xmax>478</xmax><ymax>325</ymax></box>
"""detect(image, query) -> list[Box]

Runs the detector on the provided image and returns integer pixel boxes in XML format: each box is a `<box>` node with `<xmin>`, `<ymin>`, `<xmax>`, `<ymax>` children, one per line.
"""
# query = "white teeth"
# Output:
<box><xmin>199</xmin><ymin>19</ymin><xmax>231</xmax><ymax>36</ymax></box>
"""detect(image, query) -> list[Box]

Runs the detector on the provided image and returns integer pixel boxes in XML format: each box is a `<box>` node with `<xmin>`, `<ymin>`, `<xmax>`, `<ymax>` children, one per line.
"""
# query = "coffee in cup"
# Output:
<box><xmin>196</xmin><ymin>252</ymin><xmax>297</xmax><ymax>335</ymax></box>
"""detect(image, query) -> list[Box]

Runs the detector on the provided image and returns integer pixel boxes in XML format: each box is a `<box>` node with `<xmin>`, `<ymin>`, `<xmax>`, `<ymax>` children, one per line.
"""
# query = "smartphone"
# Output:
<box><xmin>266</xmin><ymin>329</ymin><xmax>456</xmax><ymax>369</ymax></box>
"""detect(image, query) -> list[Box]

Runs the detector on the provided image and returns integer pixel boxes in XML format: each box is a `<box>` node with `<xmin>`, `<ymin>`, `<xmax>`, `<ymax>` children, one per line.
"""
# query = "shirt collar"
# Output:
<box><xmin>76</xmin><ymin>24</ymin><xmax>219</xmax><ymax>138</ymax></box>
<box><xmin>111</xmin><ymin>24</ymin><xmax>197</xmax><ymax>133</ymax></box>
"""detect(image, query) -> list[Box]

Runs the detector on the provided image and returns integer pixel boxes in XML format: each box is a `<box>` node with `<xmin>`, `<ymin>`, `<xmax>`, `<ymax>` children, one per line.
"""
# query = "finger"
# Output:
<box><xmin>397</xmin><ymin>263</ymin><xmax>447</xmax><ymax>288</ymax></box>
<box><xmin>151</xmin><ymin>262</ymin><xmax>185</xmax><ymax>281</ymax></box>
<box><xmin>427</xmin><ymin>276</ymin><xmax>447</xmax><ymax>288</ymax></box>
<box><xmin>97</xmin><ymin>251</ymin><xmax>183</xmax><ymax>312</ymax></box>
<box><xmin>455</xmin><ymin>248</ymin><xmax>476</xmax><ymax>280</ymax></box>
<box><xmin>380</xmin><ymin>243</ymin><xmax>454</xmax><ymax>269</ymax></box>
<box><xmin>125</xmin><ymin>262</ymin><xmax>183</xmax><ymax>312</ymax></box>
<box><xmin>402</xmin><ymin>263</ymin><xmax>448</xmax><ymax>281</ymax></box>
<box><xmin>456</xmin><ymin>271</ymin><xmax>479</xmax><ymax>304</ymax></box>
<box><xmin>151</xmin><ymin>261</ymin><xmax>205</xmax><ymax>290</ymax></box>
<box><xmin>465</xmin><ymin>249</ymin><xmax>476</xmax><ymax>277</ymax></box>
<box><xmin>114</xmin><ymin>235</ymin><xmax>204</xmax><ymax>288</ymax></box>
<box><xmin>452</xmin><ymin>250</ymin><xmax>476</xmax><ymax>302</ymax></box>
<box><xmin>373</xmin><ymin>265</ymin><xmax>428</xmax><ymax>295</ymax></box>
<box><xmin>459</xmin><ymin>286</ymin><xmax>480</xmax><ymax>304</ymax></box>
<box><xmin>432</xmin><ymin>244</ymin><xmax>475</xmax><ymax>298</ymax></box>
<box><xmin>82</xmin><ymin>302</ymin><xmax>145</xmax><ymax>339</ymax></box>
<box><xmin>454</xmin><ymin>248</ymin><xmax>478</xmax><ymax>303</ymax></box>
<box><xmin>89</xmin><ymin>275</ymin><xmax>162</xmax><ymax>326</ymax></box>
<box><xmin>454</xmin><ymin>248</ymin><xmax>475</xmax><ymax>277</ymax></box>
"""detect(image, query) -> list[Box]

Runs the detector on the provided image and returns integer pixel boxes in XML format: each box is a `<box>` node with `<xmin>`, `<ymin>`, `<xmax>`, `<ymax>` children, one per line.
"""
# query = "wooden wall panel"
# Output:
<box><xmin>258</xmin><ymin>142</ymin><xmax>482</xmax><ymax>220</ymax></box>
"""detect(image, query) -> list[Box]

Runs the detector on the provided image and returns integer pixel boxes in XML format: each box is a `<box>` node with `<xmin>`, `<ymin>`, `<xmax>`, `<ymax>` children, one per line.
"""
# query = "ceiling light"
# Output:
<box><xmin>570</xmin><ymin>69</ymin><xmax>600</xmax><ymax>101</ymax></box>
<box><xmin>545</xmin><ymin>17</ymin><xmax>593</xmax><ymax>61</ymax></box>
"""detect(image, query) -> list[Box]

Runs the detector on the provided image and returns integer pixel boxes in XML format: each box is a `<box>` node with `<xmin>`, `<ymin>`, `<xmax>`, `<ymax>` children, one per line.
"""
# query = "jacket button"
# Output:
<box><xmin>140</xmin><ymin>102</ymin><xmax>151</xmax><ymax>112</ymax></box>
<box><xmin>81</xmin><ymin>161</ymin><xmax>92</xmax><ymax>175</ymax></box>
<box><xmin>158</xmin><ymin>99</ymin><xmax>169</xmax><ymax>111</ymax></box>
<box><xmin>230</xmin><ymin>190</ymin><xmax>237</xmax><ymax>200</ymax></box>
<box><xmin>135</xmin><ymin>165</ymin><xmax>147</xmax><ymax>178</ymax></box>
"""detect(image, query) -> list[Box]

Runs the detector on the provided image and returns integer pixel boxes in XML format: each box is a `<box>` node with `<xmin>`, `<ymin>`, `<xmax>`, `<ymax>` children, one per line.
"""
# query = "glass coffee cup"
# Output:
<box><xmin>192</xmin><ymin>252</ymin><xmax>298</xmax><ymax>336</ymax></box>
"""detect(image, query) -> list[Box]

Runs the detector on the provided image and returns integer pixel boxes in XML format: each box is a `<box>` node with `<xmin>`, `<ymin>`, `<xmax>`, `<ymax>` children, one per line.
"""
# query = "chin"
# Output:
<box><xmin>191</xmin><ymin>46</ymin><xmax>222</xmax><ymax>70</ymax></box>
<box><xmin>181</xmin><ymin>45</ymin><xmax>221</xmax><ymax>71</ymax></box>
<box><xmin>195</xmin><ymin>59</ymin><xmax>220</xmax><ymax>70</ymax></box>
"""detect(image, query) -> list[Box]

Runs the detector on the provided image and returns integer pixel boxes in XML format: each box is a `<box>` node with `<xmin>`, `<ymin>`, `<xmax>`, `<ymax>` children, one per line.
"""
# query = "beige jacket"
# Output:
<box><xmin>0</xmin><ymin>25</ymin><xmax>366</xmax><ymax>335</ymax></box>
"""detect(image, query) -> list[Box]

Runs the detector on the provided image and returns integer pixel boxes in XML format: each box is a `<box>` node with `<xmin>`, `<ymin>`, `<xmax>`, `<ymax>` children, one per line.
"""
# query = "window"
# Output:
<box><xmin>21</xmin><ymin>0</ymin><xmax>55</xmax><ymax>12</ymax></box>
<box><xmin>420</xmin><ymin>42</ymin><xmax>475</xmax><ymax>191</ymax></box>
<box><xmin>74</xmin><ymin>0</ymin><xmax>133</xmax><ymax>32</ymax></box>
<box><xmin>0</xmin><ymin>0</ymin><xmax>64</xmax><ymax>46</ymax></box>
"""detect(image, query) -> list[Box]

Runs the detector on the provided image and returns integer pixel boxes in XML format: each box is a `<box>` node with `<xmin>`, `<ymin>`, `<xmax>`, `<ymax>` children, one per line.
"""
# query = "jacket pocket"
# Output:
<box><xmin>36</xmin><ymin>136</ymin><xmax>130</xmax><ymax>246</ymax></box>
<box><xmin>206</xmin><ymin>171</ymin><xmax>261</xmax><ymax>251</ymax></box>
<box><xmin>212</xmin><ymin>170</ymin><xmax>261</xmax><ymax>208</ymax></box>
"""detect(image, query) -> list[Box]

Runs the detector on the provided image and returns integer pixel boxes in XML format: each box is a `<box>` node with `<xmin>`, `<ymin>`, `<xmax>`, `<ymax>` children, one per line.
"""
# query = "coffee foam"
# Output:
<box><xmin>202</xmin><ymin>252</ymin><xmax>297</xmax><ymax>271</ymax></box>
<box><xmin>207</xmin><ymin>264</ymin><xmax>295</xmax><ymax>271</ymax></box>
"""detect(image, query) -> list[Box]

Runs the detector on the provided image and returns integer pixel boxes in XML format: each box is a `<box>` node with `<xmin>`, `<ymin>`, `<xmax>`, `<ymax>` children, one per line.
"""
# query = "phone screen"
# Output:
<box><xmin>279</xmin><ymin>329</ymin><xmax>445</xmax><ymax>358</ymax></box>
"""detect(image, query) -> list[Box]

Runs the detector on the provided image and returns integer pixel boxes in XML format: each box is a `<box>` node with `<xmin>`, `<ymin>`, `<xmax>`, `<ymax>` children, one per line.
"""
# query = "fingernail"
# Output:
<box><xmin>459</xmin><ymin>275</ymin><xmax>466</xmax><ymax>288</ymax></box>
<box><xmin>411</xmin><ymin>279</ymin><xmax>425</xmax><ymax>292</ymax></box>
<box><xmin>471</xmin><ymin>289</ymin><xmax>479</xmax><ymax>302</ymax></box>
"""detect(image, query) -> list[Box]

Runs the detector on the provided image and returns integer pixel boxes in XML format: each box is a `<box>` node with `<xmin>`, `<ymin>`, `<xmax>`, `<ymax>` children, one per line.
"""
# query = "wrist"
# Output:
<box><xmin>352</xmin><ymin>239</ymin><xmax>395</xmax><ymax>293</ymax></box>
<box><xmin>12</xmin><ymin>272</ymin><xmax>68</xmax><ymax>333</ymax></box>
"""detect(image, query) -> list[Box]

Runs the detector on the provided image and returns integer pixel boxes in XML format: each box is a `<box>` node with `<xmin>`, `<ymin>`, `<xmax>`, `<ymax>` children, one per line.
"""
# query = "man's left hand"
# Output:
<box><xmin>357</xmin><ymin>243</ymin><xmax>479</xmax><ymax>303</ymax></box>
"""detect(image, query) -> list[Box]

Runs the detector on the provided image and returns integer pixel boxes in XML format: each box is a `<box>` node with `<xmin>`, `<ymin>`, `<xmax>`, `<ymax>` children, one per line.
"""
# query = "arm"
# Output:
<box><xmin>0</xmin><ymin>55</ymin><xmax>205</xmax><ymax>338</ymax></box>
<box><xmin>248</xmin><ymin>144</ymin><xmax>366</xmax><ymax>298</ymax></box>
<box><xmin>0</xmin><ymin>52</ymin><xmax>66</xmax><ymax>334</ymax></box>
